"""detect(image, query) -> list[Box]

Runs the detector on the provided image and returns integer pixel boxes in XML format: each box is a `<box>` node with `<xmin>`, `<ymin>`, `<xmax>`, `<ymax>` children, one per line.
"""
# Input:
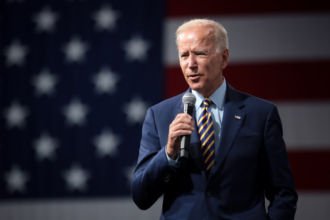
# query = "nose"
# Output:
<box><xmin>188</xmin><ymin>55</ymin><xmax>197</xmax><ymax>70</ymax></box>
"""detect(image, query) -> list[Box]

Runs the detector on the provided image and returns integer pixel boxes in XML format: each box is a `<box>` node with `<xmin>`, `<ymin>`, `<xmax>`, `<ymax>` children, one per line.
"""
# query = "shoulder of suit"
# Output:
<box><xmin>231</xmin><ymin>87</ymin><xmax>277</xmax><ymax>109</ymax></box>
<box><xmin>149</xmin><ymin>92</ymin><xmax>184</xmax><ymax>111</ymax></box>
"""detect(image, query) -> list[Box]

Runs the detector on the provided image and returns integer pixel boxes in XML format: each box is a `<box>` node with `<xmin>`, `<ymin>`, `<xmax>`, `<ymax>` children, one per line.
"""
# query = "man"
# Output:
<box><xmin>132</xmin><ymin>19</ymin><xmax>298</xmax><ymax>220</ymax></box>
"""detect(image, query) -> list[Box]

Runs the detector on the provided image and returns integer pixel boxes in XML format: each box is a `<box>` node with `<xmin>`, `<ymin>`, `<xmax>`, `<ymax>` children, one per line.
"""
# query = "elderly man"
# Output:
<box><xmin>132</xmin><ymin>19</ymin><xmax>297</xmax><ymax>220</ymax></box>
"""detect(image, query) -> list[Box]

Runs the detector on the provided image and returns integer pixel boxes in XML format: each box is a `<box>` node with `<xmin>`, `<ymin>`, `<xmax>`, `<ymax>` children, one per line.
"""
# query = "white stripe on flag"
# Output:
<box><xmin>0</xmin><ymin>198</ymin><xmax>162</xmax><ymax>220</ymax></box>
<box><xmin>275</xmin><ymin>102</ymin><xmax>330</xmax><ymax>149</ymax></box>
<box><xmin>164</xmin><ymin>13</ymin><xmax>330</xmax><ymax>65</ymax></box>
<box><xmin>1</xmin><ymin>193</ymin><xmax>330</xmax><ymax>220</ymax></box>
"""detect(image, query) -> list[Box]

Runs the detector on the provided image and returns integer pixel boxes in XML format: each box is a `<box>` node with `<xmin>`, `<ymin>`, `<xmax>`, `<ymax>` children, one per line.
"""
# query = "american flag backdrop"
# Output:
<box><xmin>0</xmin><ymin>0</ymin><xmax>164</xmax><ymax>219</ymax></box>
<box><xmin>0</xmin><ymin>0</ymin><xmax>330</xmax><ymax>220</ymax></box>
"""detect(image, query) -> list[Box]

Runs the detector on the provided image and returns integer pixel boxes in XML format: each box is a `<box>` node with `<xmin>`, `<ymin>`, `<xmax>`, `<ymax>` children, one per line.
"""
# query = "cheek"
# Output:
<box><xmin>206</xmin><ymin>61</ymin><xmax>221</xmax><ymax>77</ymax></box>
<box><xmin>179</xmin><ymin>61</ymin><xmax>187</xmax><ymax>71</ymax></box>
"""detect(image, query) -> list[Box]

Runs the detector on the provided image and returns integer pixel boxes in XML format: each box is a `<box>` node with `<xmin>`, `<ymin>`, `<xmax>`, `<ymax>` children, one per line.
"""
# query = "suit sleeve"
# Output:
<box><xmin>262</xmin><ymin>105</ymin><xmax>298</xmax><ymax>219</ymax></box>
<box><xmin>131</xmin><ymin>108</ymin><xmax>179</xmax><ymax>210</ymax></box>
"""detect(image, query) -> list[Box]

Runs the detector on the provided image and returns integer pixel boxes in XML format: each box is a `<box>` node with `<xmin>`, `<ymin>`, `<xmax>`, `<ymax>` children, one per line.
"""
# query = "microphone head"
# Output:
<box><xmin>182</xmin><ymin>93</ymin><xmax>196</xmax><ymax>105</ymax></box>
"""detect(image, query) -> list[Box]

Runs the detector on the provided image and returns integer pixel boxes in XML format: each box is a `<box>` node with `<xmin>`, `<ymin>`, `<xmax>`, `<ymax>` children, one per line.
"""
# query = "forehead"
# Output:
<box><xmin>177</xmin><ymin>27</ymin><xmax>215</xmax><ymax>50</ymax></box>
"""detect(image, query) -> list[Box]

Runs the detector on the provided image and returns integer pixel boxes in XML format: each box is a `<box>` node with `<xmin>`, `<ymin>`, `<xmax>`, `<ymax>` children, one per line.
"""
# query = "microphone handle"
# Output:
<box><xmin>180</xmin><ymin>103</ymin><xmax>194</xmax><ymax>158</ymax></box>
<box><xmin>180</xmin><ymin>136</ymin><xmax>191</xmax><ymax>158</ymax></box>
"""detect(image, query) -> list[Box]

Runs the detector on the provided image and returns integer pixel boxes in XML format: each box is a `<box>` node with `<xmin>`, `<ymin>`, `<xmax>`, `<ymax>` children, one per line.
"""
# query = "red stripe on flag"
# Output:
<box><xmin>288</xmin><ymin>150</ymin><xmax>330</xmax><ymax>190</ymax></box>
<box><xmin>167</xmin><ymin>0</ymin><xmax>330</xmax><ymax>17</ymax></box>
<box><xmin>165</xmin><ymin>60</ymin><xmax>330</xmax><ymax>100</ymax></box>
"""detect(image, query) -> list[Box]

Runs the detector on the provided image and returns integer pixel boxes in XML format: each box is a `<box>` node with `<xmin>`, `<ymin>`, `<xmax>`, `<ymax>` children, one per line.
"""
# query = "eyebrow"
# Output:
<box><xmin>195</xmin><ymin>50</ymin><xmax>207</xmax><ymax>53</ymax></box>
<box><xmin>179</xmin><ymin>50</ymin><xmax>187</xmax><ymax>56</ymax></box>
<box><xmin>179</xmin><ymin>49</ymin><xmax>207</xmax><ymax>56</ymax></box>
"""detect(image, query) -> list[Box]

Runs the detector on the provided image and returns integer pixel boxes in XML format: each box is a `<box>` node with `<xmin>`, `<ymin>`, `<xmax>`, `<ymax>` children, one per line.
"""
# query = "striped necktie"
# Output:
<box><xmin>197</xmin><ymin>98</ymin><xmax>215</xmax><ymax>178</ymax></box>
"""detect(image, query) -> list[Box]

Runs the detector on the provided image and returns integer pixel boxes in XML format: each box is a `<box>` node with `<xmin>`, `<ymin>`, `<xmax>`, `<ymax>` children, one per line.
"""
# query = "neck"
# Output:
<box><xmin>199</xmin><ymin>77</ymin><xmax>224</xmax><ymax>98</ymax></box>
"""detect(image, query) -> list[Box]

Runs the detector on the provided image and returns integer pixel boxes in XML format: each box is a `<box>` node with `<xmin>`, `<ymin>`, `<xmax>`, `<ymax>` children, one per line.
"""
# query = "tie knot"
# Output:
<box><xmin>203</xmin><ymin>98</ymin><xmax>212</xmax><ymax>107</ymax></box>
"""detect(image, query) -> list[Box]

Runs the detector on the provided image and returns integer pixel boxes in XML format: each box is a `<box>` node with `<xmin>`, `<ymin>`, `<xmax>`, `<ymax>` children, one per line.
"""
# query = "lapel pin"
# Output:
<box><xmin>235</xmin><ymin>115</ymin><xmax>241</xmax><ymax>120</ymax></box>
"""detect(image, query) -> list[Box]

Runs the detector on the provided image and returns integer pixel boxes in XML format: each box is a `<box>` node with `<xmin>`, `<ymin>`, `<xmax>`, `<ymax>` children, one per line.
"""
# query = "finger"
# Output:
<box><xmin>175</xmin><ymin>113</ymin><xmax>192</xmax><ymax>120</ymax></box>
<box><xmin>171</xmin><ymin>129</ymin><xmax>193</xmax><ymax>138</ymax></box>
<box><xmin>171</xmin><ymin>123</ymin><xmax>194</xmax><ymax>132</ymax></box>
<box><xmin>173</xmin><ymin>116</ymin><xmax>194</xmax><ymax>126</ymax></box>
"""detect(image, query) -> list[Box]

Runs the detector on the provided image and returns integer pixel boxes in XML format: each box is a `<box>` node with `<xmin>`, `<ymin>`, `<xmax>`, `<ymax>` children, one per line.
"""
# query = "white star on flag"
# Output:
<box><xmin>92</xmin><ymin>67</ymin><xmax>120</xmax><ymax>94</ymax></box>
<box><xmin>33</xmin><ymin>133</ymin><xmax>59</xmax><ymax>161</ymax></box>
<box><xmin>3</xmin><ymin>101</ymin><xmax>29</xmax><ymax>129</ymax></box>
<box><xmin>31</xmin><ymin>68</ymin><xmax>59</xmax><ymax>96</ymax></box>
<box><xmin>62</xmin><ymin>37</ymin><xmax>89</xmax><ymax>63</ymax></box>
<box><xmin>4</xmin><ymin>40</ymin><xmax>29</xmax><ymax>67</ymax></box>
<box><xmin>4</xmin><ymin>165</ymin><xmax>29</xmax><ymax>193</ymax></box>
<box><xmin>32</xmin><ymin>6</ymin><xmax>59</xmax><ymax>33</ymax></box>
<box><xmin>122</xmin><ymin>35</ymin><xmax>151</xmax><ymax>62</ymax></box>
<box><xmin>124</xmin><ymin>163</ymin><xmax>136</xmax><ymax>187</ymax></box>
<box><xmin>62</xmin><ymin>99</ymin><xmax>89</xmax><ymax>126</ymax></box>
<box><xmin>122</xmin><ymin>97</ymin><xmax>149</xmax><ymax>124</ymax></box>
<box><xmin>92</xmin><ymin>5</ymin><xmax>120</xmax><ymax>31</ymax></box>
<box><xmin>93</xmin><ymin>129</ymin><xmax>121</xmax><ymax>157</ymax></box>
<box><xmin>63</xmin><ymin>164</ymin><xmax>90</xmax><ymax>192</ymax></box>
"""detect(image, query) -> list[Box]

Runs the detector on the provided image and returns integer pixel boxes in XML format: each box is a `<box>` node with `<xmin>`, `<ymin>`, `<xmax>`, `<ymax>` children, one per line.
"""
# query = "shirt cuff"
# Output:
<box><xmin>165</xmin><ymin>147</ymin><xmax>180</xmax><ymax>168</ymax></box>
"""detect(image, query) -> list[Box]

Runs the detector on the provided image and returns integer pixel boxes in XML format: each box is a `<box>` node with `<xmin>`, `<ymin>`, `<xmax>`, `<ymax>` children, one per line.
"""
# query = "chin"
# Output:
<box><xmin>186</xmin><ymin>79</ymin><xmax>204</xmax><ymax>92</ymax></box>
<box><xmin>189</xmin><ymin>84</ymin><xmax>203</xmax><ymax>92</ymax></box>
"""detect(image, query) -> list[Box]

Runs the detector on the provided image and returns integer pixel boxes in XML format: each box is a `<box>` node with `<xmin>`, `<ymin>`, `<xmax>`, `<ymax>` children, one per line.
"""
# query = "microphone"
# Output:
<box><xmin>180</xmin><ymin>93</ymin><xmax>196</xmax><ymax>158</ymax></box>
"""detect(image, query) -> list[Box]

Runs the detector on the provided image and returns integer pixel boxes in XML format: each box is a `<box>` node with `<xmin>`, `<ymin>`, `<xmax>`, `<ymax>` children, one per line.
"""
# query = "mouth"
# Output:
<box><xmin>187</xmin><ymin>74</ymin><xmax>202</xmax><ymax>80</ymax></box>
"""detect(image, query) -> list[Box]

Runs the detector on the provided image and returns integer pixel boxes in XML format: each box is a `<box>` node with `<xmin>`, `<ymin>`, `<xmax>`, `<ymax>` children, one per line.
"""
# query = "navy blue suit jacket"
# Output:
<box><xmin>132</xmin><ymin>83</ymin><xmax>298</xmax><ymax>220</ymax></box>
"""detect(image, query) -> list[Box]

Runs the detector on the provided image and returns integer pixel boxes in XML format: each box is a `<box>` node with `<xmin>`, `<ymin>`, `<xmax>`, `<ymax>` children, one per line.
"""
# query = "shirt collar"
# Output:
<box><xmin>191</xmin><ymin>78</ymin><xmax>227</xmax><ymax>111</ymax></box>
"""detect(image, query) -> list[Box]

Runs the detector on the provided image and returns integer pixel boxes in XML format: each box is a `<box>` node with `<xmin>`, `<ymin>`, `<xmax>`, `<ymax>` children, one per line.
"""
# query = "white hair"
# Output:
<box><xmin>175</xmin><ymin>19</ymin><xmax>228</xmax><ymax>53</ymax></box>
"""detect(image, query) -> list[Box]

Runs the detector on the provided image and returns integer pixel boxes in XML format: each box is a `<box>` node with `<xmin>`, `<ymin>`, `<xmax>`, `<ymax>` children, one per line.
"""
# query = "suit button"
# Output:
<box><xmin>164</xmin><ymin>176</ymin><xmax>170</xmax><ymax>183</ymax></box>
<box><xmin>205</xmin><ymin>190</ymin><xmax>212</xmax><ymax>197</ymax></box>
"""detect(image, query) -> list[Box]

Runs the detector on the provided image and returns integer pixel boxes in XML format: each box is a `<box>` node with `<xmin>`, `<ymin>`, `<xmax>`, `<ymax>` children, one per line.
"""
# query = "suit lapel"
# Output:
<box><xmin>208</xmin><ymin>84</ymin><xmax>245</xmax><ymax>181</ymax></box>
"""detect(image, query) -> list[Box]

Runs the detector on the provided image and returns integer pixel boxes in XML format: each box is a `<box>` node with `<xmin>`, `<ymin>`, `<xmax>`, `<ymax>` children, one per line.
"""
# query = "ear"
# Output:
<box><xmin>221</xmin><ymin>49</ymin><xmax>229</xmax><ymax>69</ymax></box>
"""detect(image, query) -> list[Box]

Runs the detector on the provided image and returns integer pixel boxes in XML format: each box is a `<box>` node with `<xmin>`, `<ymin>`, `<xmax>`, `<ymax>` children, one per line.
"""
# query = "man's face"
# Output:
<box><xmin>177</xmin><ymin>27</ymin><xmax>228</xmax><ymax>98</ymax></box>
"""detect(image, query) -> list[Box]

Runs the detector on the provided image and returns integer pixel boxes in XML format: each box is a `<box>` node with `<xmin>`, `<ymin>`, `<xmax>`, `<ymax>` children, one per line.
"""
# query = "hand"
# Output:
<box><xmin>166</xmin><ymin>113</ymin><xmax>195</xmax><ymax>159</ymax></box>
